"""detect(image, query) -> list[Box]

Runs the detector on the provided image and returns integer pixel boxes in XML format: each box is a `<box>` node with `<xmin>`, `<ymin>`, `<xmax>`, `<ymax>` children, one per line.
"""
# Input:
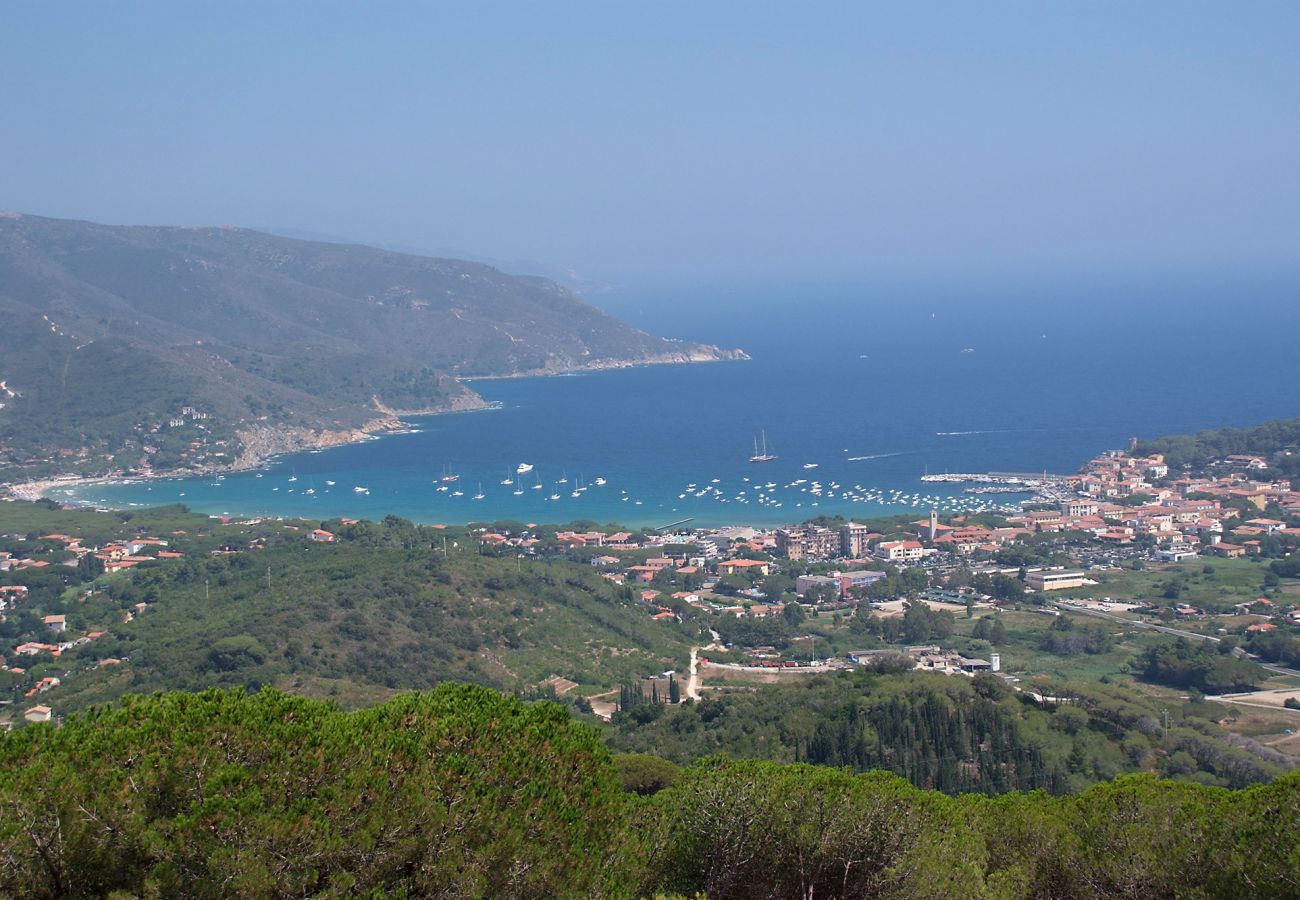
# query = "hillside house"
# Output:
<box><xmin>24</xmin><ymin>706</ymin><xmax>52</xmax><ymax>723</ymax></box>
<box><xmin>717</xmin><ymin>559</ymin><xmax>771</xmax><ymax>577</ymax></box>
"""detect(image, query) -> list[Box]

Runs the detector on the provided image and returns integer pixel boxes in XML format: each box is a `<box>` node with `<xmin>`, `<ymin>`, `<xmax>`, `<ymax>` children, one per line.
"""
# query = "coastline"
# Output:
<box><xmin>1</xmin><ymin>351</ymin><xmax>747</xmax><ymax>506</ymax></box>
<box><xmin>461</xmin><ymin>345</ymin><xmax>750</xmax><ymax>381</ymax></box>
<box><xmin>2</xmin><ymin>400</ymin><xmax>491</xmax><ymax>506</ymax></box>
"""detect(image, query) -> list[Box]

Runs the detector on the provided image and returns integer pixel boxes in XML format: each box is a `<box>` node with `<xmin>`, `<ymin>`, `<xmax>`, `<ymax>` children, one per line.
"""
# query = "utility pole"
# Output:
<box><xmin>1161</xmin><ymin>708</ymin><xmax>1169</xmax><ymax>742</ymax></box>
<box><xmin>266</xmin><ymin>565</ymin><xmax>272</xmax><ymax>593</ymax></box>
<box><xmin>205</xmin><ymin>579</ymin><xmax>209</xmax><ymax>602</ymax></box>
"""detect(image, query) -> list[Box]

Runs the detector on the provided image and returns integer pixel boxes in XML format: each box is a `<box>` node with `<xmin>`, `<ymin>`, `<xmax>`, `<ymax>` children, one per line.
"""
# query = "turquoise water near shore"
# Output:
<box><xmin>51</xmin><ymin>274</ymin><xmax>1300</xmax><ymax>528</ymax></box>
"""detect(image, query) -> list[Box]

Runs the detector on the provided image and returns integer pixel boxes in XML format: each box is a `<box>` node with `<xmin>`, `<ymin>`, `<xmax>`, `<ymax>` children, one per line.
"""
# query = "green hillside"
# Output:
<box><xmin>1134</xmin><ymin>417</ymin><xmax>1300</xmax><ymax>478</ymax></box>
<box><xmin>3</xmin><ymin>501</ymin><xmax>1294</xmax><ymax>796</ymax></box>
<box><xmin>0</xmin><ymin>212</ymin><xmax>744</xmax><ymax>478</ymax></box>
<box><xmin>0</xmin><ymin>506</ymin><xmax>694</xmax><ymax>715</ymax></box>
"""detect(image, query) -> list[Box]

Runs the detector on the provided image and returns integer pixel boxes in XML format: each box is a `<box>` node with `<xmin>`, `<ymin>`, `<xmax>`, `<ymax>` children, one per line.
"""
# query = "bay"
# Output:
<box><xmin>52</xmin><ymin>273</ymin><xmax>1300</xmax><ymax>528</ymax></box>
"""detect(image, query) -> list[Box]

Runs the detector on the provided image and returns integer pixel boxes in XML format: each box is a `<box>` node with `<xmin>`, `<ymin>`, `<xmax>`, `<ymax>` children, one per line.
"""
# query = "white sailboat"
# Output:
<box><xmin>750</xmin><ymin>430</ymin><xmax>777</xmax><ymax>463</ymax></box>
<box><xmin>473</xmin><ymin>483</ymin><xmax>485</xmax><ymax>500</ymax></box>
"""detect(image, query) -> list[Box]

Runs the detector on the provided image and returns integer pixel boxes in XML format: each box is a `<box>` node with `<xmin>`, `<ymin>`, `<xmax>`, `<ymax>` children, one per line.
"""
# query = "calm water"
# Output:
<box><xmin>54</xmin><ymin>273</ymin><xmax>1300</xmax><ymax>528</ymax></box>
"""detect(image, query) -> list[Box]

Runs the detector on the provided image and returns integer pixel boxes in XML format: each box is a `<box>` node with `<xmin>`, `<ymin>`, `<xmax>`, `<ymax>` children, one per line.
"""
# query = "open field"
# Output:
<box><xmin>1055</xmin><ymin>557</ymin><xmax>1296</xmax><ymax>611</ymax></box>
<box><xmin>950</xmin><ymin>607</ymin><xmax>1170</xmax><ymax>685</ymax></box>
<box><xmin>871</xmin><ymin>598</ymin><xmax>993</xmax><ymax>618</ymax></box>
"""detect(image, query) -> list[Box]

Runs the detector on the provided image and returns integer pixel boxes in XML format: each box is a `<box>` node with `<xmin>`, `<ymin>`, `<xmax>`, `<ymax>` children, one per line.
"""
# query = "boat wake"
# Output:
<box><xmin>845</xmin><ymin>452</ymin><xmax>906</xmax><ymax>461</ymax></box>
<box><xmin>935</xmin><ymin>429</ymin><xmax>1013</xmax><ymax>436</ymax></box>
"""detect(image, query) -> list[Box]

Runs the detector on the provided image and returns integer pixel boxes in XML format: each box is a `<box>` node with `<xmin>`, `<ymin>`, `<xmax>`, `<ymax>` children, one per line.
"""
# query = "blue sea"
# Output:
<box><xmin>52</xmin><ymin>272</ymin><xmax>1300</xmax><ymax>528</ymax></box>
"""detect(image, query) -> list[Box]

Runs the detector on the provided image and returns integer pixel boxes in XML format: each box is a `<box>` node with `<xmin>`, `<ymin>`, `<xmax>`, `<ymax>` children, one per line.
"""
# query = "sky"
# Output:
<box><xmin>3</xmin><ymin>2</ymin><xmax>1298</xmax><ymax>284</ymax></box>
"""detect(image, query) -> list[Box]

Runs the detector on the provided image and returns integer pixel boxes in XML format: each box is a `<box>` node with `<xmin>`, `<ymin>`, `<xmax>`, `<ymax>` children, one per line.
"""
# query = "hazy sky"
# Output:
<box><xmin>3</xmin><ymin>2</ymin><xmax>1298</xmax><ymax>282</ymax></box>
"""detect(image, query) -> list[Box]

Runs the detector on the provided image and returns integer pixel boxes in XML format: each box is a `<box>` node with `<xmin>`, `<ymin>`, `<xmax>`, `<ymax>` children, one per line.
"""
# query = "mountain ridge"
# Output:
<box><xmin>0</xmin><ymin>212</ymin><xmax>746</xmax><ymax>479</ymax></box>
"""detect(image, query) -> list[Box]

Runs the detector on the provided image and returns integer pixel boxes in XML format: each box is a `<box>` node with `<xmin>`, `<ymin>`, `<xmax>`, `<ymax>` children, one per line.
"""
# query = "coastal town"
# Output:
<box><xmin>4</xmin><ymin>432</ymin><xmax>1300</xmax><ymax>729</ymax></box>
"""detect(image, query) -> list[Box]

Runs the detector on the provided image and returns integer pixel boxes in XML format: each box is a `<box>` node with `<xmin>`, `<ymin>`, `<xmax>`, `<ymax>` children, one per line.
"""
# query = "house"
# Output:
<box><xmin>0</xmin><ymin>585</ymin><xmax>29</xmax><ymax>610</ymax></box>
<box><xmin>1211</xmin><ymin>543</ymin><xmax>1246</xmax><ymax>558</ymax></box>
<box><xmin>23</xmin><ymin>705</ymin><xmax>52</xmax><ymax>723</ymax></box>
<box><xmin>627</xmin><ymin>565</ymin><xmax>659</xmax><ymax>583</ymax></box>
<box><xmin>717</xmin><ymin>559</ymin><xmax>771</xmax><ymax>577</ymax></box>
<box><xmin>14</xmin><ymin>643</ymin><xmax>59</xmax><ymax>657</ymax></box>
<box><xmin>43</xmin><ymin>614</ymin><xmax>66</xmax><ymax>634</ymax></box>
<box><xmin>309</xmin><ymin>529</ymin><xmax>335</xmax><ymax>543</ymax></box>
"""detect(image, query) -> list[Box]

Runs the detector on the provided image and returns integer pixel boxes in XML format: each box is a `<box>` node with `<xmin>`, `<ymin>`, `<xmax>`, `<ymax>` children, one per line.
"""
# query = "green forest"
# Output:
<box><xmin>0</xmin><ymin>686</ymin><xmax>1295</xmax><ymax>898</ymax></box>
<box><xmin>1134</xmin><ymin>417</ymin><xmax>1300</xmax><ymax>477</ymax></box>
<box><xmin>605</xmin><ymin>669</ymin><xmax>1293</xmax><ymax>794</ymax></box>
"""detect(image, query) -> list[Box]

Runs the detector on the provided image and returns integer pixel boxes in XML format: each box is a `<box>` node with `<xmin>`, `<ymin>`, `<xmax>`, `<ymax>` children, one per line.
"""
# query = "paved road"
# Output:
<box><xmin>1058</xmin><ymin>604</ymin><xmax>1220</xmax><ymax>641</ymax></box>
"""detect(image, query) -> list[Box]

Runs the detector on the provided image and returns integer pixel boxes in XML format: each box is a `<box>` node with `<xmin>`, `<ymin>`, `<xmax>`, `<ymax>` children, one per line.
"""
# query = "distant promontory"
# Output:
<box><xmin>0</xmin><ymin>212</ymin><xmax>745</xmax><ymax>480</ymax></box>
